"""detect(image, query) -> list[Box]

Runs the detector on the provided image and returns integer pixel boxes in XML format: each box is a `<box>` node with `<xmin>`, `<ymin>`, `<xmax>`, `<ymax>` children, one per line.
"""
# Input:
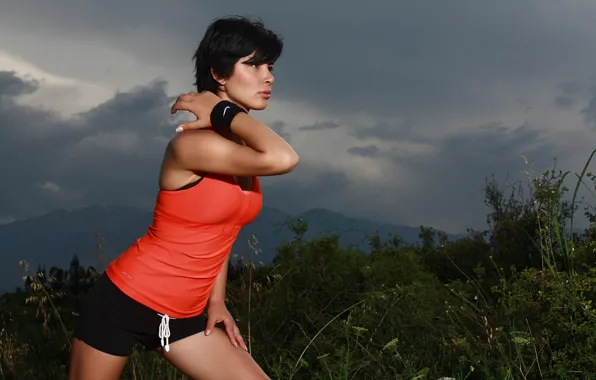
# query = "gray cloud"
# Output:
<box><xmin>555</xmin><ymin>96</ymin><xmax>577</xmax><ymax>109</ymax></box>
<box><xmin>347</xmin><ymin>145</ymin><xmax>380</xmax><ymax>158</ymax></box>
<box><xmin>263</xmin><ymin>168</ymin><xmax>352</xmax><ymax>216</ymax></box>
<box><xmin>269</xmin><ymin>120</ymin><xmax>292</xmax><ymax>142</ymax></box>
<box><xmin>582</xmin><ymin>86</ymin><xmax>596</xmax><ymax>128</ymax></box>
<box><xmin>0</xmin><ymin>71</ymin><xmax>172</xmax><ymax>219</ymax></box>
<box><xmin>299</xmin><ymin>121</ymin><xmax>341</xmax><ymax>131</ymax></box>
<box><xmin>351</xmin><ymin>120</ymin><xmax>419</xmax><ymax>142</ymax></box>
<box><xmin>0</xmin><ymin>68</ymin><xmax>590</xmax><ymax>233</ymax></box>
<box><xmin>0</xmin><ymin>70</ymin><xmax>38</xmax><ymax>97</ymax></box>
<box><xmin>353</xmin><ymin>121</ymin><xmax>562</xmax><ymax>230</ymax></box>
<box><xmin>555</xmin><ymin>81</ymin><xmax>590</xmax><ymax>110</ymax></box>
<box><xmin>214</xmin><ymin>1</ymin><xmax>596</xmax><ymax>121</ymax></box>
<box><xmin>0</xmin><ymin>71</ymin><xmax>355</xmax><ymax>225</ymax></box>
<box><xmin>2</xmin><ymin>1</ymin><xmax>596</xmax><ymax>233</ymax></box>
<box><xmin>5</xmin><ymin>0</ymin><xmax>596</xmax><ymax>121</ymax></box>
<box><xmin>267</xmin><ymin>119</ymin><xmax>571</xmax><ymax>232</ymax></box>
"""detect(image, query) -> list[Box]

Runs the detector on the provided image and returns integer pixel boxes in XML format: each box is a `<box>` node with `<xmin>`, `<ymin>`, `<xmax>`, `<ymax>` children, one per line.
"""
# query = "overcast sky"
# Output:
<box><xmin>1</xmin><ymin>0</ymin><xmax>596</xmax><ymax>233</ymax></box>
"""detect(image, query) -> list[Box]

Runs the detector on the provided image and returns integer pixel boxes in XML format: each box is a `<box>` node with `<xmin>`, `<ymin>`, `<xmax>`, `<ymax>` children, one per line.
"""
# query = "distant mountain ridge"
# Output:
<box><xmin>0</xmin><ymin>205</ymin><xmax>465</xmax><ymax>293</ymax></box>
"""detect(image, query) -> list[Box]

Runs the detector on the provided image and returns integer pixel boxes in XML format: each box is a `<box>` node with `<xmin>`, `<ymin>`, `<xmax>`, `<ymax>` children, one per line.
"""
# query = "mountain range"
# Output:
<box><xmin>0</xmin><ymin>205</ymin><xmax>465</xmax><ymax>293</ymax></box>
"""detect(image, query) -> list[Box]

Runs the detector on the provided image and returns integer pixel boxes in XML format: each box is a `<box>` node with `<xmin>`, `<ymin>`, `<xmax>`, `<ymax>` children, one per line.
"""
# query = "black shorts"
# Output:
<box><xmin>73</xmin><ymin>272</ymin><xmax>207</xmax><ymax>357</ymax></box>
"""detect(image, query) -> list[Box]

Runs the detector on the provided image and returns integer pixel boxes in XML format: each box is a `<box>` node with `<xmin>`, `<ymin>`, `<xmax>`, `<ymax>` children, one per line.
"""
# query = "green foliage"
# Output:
<box><xmin>1</xmin><ymin>150</ymin><xmax>596</xmax><ymax>379</ymax></box>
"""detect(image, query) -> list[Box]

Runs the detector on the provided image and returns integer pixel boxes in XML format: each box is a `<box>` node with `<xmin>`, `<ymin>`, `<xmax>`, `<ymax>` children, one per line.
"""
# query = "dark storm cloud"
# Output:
<box><xmin>0</xmin><ymin>71</ymin><xmax>174</xmax><ymax>219</ymax></box>
<box><xmin>2</xmin><ymin>0</ymin><xmax>596</xmax><ymax>232</ymax></box>
<box><xmin>0</xmin><ymin>71</ymin><xmax>339</xmax><ymax>222</ymax></box>
<box><xmin>5</xmin><ymin>0</ymin><xmax>596</xmax><ymax>121</ymax></box>
<box><xmin>0</xmin><ymin>71</ymin><xmax>583</xmax><ymax>232</ymax></box>
<box><xmin>390</xmin><ymin>122</ymin><xmax>546</xmax><ymax>171</ymax></box>
<box><xmin>188</xmin><ymin>1</ymin><xmax>596</xmax><ymax>121</ymax></box>
<box><xmin>0</xmin><ymin>72</ymin><xmax>71</xmax><ymax>206</ymax></box>
<box><xmin>357</xmin><ymin>121</ymin><xmax>561</xmax><ymax>230</ymax></box>
<box><xmin>0</xmin><ymin>71</ymin><xmax>38</xmax><ymax>97</ymax></box>
<box><xmin>269</xmin><ymin>117</ymin><xmax>565</xmax><ymax>231</ymax></box>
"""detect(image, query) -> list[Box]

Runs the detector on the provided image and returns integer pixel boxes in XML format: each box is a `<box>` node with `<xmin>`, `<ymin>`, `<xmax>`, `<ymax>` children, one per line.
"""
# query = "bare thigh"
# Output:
<box><xmin>162</xmin><ymin>328</ymin><xmax>270</xmax><ymax>380</ymax></box>
<box><xmin>69</xmin><ymin>338</ymin><xmax>129</xmax><ymax>380</ymax></box>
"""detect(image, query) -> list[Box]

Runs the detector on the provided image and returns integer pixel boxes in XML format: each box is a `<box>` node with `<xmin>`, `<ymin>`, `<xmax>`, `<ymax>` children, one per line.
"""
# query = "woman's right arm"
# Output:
<box><xmin>169</xmin><ymin>112</ymin><xmax>300</xmax><ymax>177</ymax></box>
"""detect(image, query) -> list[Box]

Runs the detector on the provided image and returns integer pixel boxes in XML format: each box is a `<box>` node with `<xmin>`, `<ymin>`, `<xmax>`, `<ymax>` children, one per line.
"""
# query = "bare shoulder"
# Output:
<box><xmin>166</xmin><ymin>130</ymin><xmax>241</xmax><ymax>174</ymax></box>
<box><xmin>166</xmin><ymin>127</ymin><xmax>298</xmax><ymax>177</ymax></box>
<box><xmin>169</xmin><ymin>129</ymin><xmax>220</xmax><ymax>152</ymax></box>
<box><xmin>159</xmin><ymin>131</ymin><xmax>219</xmax><ymax>189</ymax></box>
<box><xmin>167</xmin><ymin>130</ymin><xmax>228</xmax><ymax>163</ymax></box>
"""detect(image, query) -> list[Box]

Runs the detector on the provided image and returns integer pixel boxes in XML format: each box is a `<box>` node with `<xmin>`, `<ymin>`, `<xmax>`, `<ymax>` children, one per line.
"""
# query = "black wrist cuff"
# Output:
<box><xmin>210</xmin><ymin>101</ymin><xmax>246</xmax><ymax>131</ymax></box>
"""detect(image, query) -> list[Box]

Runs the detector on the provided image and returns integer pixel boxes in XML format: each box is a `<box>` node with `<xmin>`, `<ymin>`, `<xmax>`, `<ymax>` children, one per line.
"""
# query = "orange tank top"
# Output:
<box><xmin>106</xmin><ymin>173</ymin><xmax>262</xmax><ymax>318</ymax></box>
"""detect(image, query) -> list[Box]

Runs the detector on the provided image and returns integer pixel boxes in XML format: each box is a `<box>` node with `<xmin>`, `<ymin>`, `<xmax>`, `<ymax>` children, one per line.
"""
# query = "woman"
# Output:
<box><xmin>69</xmin><ymin>16</ymin><xmax>299</xmax><ymax>380</ymax></box>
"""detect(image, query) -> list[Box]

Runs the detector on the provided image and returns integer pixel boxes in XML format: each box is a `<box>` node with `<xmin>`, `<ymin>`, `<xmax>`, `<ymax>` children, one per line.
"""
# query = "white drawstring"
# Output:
<box><xmin>158</xmin><ymin>313</ymin><xmax>175</xmax><ymax>352</ymax></box>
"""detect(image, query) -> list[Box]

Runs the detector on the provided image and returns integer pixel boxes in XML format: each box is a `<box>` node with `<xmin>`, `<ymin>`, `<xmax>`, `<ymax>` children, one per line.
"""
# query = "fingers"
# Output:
<box><xmin>176</xmin><ymin>119</ymin><xmax>210</xmax><ymax>132</ymax></box>
<box><xmin>170</xmin><ymin>92</ymin><xmax>197</xmax><ymax>114</ymax></box>
<box><xmin>171</xmin><ymin>92</ymin><xmax>212</xmax><ymax>132</ymax></box>
<box><xmin>234</xmin><ymin>326</ymin><xmax>248</xmax><ymax>351</ymax></box>
<box><xmin>204</xmin><ymin>314</ymin><xmax>247</xmax><ymax>350</ymax></box>
<box><xmin>224</xmin><ymin>319</ymin><xmax>238</xmax><ymax>348</ymax></box>
<box><xmin>204</xmin><ymin>316</ymin><xmax>216</xmax><ymax>336</ymax></box>
<box><xmin>223</xmin><ymin>319</ymin><xmax>247</xmax><ymax>350</ymax></box>
<box><xmin>171</xmin><ymin>99</ymin><xmax>192</xmax><ymax>114</ymax></box>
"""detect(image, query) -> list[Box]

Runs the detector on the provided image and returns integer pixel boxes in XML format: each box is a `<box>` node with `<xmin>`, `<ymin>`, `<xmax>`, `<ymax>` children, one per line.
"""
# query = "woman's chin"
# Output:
<box><xmin>250</xmin><ymin>99</ymin><xmax>269</xmax><ymax>111</ymax></box>
<box><xmin>232</xmin><ymin>97</ymin><xmax>268</xmax><ymax>112</ymax></box>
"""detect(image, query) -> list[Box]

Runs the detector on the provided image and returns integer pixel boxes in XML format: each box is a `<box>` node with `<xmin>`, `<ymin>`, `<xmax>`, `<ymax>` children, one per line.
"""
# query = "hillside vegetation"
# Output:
<box><xmin>2</xmin><ymin>152</ymin><xmax>596</xmax><ymax>379</ymax></box>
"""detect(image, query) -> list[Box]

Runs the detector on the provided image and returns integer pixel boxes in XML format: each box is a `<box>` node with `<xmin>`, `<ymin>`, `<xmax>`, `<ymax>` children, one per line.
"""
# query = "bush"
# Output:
<box><xmin>2</xmin><ymin>150</ymin><xmax>596</xmax><ymax>379</ymax></box>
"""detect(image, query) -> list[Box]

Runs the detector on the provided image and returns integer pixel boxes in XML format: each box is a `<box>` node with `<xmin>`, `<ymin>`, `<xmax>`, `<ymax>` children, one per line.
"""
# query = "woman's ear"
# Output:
<box><xmin>210</xmin><ymin>68</ymin><xmax>226</xmax><ymax>86</ymax></box>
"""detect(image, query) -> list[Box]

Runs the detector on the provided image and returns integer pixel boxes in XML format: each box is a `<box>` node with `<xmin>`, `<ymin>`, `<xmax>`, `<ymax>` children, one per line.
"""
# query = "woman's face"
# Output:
<box><xmin>217</xmin><ymin>53</ymin><xmax>275</xmax><ymax>111</ymax></box>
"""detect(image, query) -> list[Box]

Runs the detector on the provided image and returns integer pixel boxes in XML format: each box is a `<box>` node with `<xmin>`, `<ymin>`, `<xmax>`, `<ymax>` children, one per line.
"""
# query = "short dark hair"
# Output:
<box><xmin>193</xmin><ymin>16</ymin><xmax>283</xmax><ymax>93</ymax></box>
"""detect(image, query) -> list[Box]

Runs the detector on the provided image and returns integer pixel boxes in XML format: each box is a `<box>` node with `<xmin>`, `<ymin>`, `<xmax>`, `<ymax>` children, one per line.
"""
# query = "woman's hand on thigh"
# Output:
<box><xmin>205</xmin><ymin>301</ymin><xmax>247</xmax><ymax>351</ymax></box>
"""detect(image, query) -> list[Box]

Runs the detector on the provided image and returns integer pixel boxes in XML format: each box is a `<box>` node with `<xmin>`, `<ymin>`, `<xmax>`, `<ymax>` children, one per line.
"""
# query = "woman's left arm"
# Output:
<box><xmin>209</xmin><ymin>254</ymin><xmax>230</xmax><ymax>304</ymax></box>
<box><xmin>205</xmin><ymin>255</ymin><xmax>247</xmax><ymax>350</ymax></box>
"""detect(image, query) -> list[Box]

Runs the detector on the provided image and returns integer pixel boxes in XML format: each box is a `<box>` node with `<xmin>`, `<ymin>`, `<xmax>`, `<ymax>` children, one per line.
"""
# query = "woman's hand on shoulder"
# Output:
<box><xmin>171</xmin><ymin>92</ymin><xmax>221</xmax><ymax>131</ymax></box>
<box><xmin>168</xmin><ymin>91</ymin><xmax>300</xmax><ymax>177</ymax></box>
